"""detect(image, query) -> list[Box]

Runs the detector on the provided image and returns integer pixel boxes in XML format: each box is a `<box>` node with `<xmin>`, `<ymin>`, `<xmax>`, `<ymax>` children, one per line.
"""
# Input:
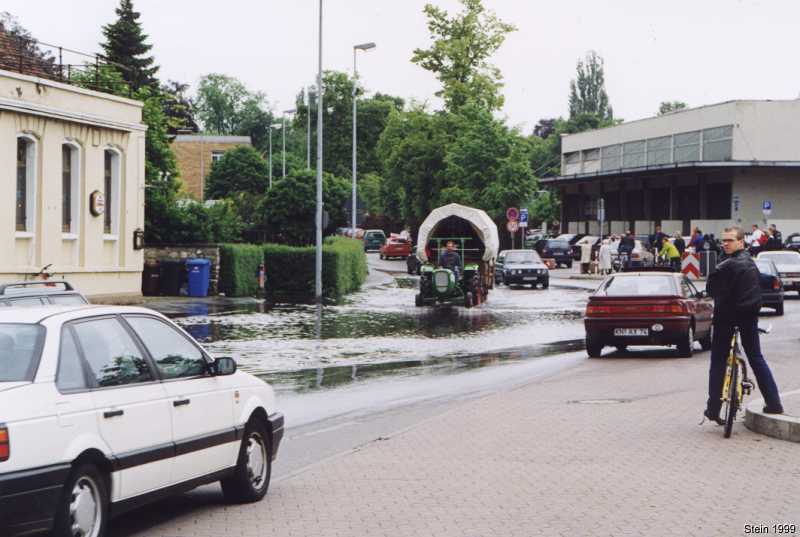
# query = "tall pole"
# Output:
<box><xmin>351</xmin><ymin>48</ymin><xmax>358</xmax><ymax>233</ymax></box>
<box><xmin>268</xmin><ymin>128</ymin><xmax>273</xmax><ymax>189</ymax></box>
<box><xmin>282</xmin><ymin>114</ymin><xmax>286</xmax><ymax>178</ymax></box>
<box><xmin>315</xmin><ymin>0</ymin><xmax>324</xmax><ymax>302</ymax></box>
<box><xmin>306</xmin><ymin>87</ymin><xmax>311</xmax><ymax>170</ymax></box>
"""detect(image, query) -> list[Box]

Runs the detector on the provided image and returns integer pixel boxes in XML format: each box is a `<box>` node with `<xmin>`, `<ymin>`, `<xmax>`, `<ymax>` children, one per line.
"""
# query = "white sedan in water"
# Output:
<box><xmin>0</xmin><ymin>305</ymin><xmax>283</xmax><ymax>537</ymax></box>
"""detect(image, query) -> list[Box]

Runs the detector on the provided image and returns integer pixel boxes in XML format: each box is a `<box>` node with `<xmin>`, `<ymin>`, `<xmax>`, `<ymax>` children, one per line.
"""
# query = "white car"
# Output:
<box><xmin>0</xmin><ymin>305</ymin><xmax>283</xmax><ymax>537</ymax></box>
<box><xmin>757</xmin><ymin>250</ymin><xmax>800</xmax><ymax>293</ymax></box>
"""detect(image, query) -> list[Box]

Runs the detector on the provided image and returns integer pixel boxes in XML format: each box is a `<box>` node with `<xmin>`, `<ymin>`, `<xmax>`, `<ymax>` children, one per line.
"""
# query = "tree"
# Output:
<box><xmin>194</xmin><ymin>74</ymin><xmax>274</xmax><ymax>149</ymax></box>
<box><xmin>658</xmin><ymin>101</ymin><xmax>687</xmax><ymax>115</ymax></box>
<box><xmin>412</xmin><ymin>0</ymin><xmax>515</xmax><ymax>112</ymax></box>
<box><xmin>205</xmin><ymin>146</ymin><xmax>269</xmax><ymax>199</ymax></box>
<box><xmin>532</xmin><ymin>118</ymin><xmax>557</xmax><ymax>139</ymax></box>
<box><xmin>568</xmin><ymin>50</ymin><xmax>612</xmax><ymax>120</ymax></box>
<box><xmin>100</xmin><ymin>0</ymin><xmax>158</xmax><ymax>91</ymax></box>
<box><xmin>161</xmin><ymin>80</ymin><xmax>198</xmax><ymax>134</ymax></box>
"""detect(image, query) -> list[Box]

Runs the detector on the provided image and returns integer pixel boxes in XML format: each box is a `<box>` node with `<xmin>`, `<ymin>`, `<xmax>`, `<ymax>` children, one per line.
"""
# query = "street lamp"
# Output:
<box><xmin>315</xmin><ymin>0</ymin><xmax>324</xmax><ymax>303</ymax></box>
<box><xmin>282</xmin><ymin>108</ymin><xmax>296</xmax><ymax>178</ymax></box>
<box><xmin>351</xmin><ymin>41</ymin><xmax>376</xmax><ymax>233</ymax></box>
<box><xmin>269</xmin><ymin>123</ymin><xmax>282</xmax><ymax>189</ymax></box>
<box><xmin>305</xmin><ymin>87</ymin><xmax>312</xmax><ymax>170</ymax></box>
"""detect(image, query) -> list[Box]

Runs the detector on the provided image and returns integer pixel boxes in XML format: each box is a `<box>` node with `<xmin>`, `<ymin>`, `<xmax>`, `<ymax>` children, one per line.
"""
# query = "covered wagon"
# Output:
<box><xmin>414</xmin><ymin>203</ymin><xmax>499</xmax><ymax>308</ymax></box>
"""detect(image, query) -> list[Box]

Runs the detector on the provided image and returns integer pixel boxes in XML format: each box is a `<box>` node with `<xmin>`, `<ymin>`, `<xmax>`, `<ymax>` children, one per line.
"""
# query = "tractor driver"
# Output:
<box><xmin>439</xmin><ymin>240</ymin><xmax>463</xmax><ymax>279</ymax></box>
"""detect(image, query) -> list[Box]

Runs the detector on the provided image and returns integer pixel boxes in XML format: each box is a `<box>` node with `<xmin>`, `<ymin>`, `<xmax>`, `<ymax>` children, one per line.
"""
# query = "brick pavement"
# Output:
<box><xmin>120</xmin><ymin>342</ymin><xmax>800</xmax><ymax>537</ymax></box>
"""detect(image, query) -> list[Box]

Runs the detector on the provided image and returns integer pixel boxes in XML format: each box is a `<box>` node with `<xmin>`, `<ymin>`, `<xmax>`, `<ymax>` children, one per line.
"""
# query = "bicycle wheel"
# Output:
<box><xmin>723</xmin><ymin>363</ymin><xmax>739</xmax><ymax>438</ymax></box>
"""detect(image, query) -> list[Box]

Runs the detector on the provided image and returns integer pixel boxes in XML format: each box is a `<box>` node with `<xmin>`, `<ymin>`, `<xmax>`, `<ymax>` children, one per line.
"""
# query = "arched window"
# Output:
<box><xmin>103</xmin><ymin>149</ymin><xmax>121</xmax><ymax>236</ymax></box>
<box><xmin>62</xmin><ymin>143</ymin><xmax>81</xmax><ymax>235</ymax></box>
<box><xmin>15</xmin><ymin>136</ymin><xmax>36</xmax><ymax>234</ymax></box>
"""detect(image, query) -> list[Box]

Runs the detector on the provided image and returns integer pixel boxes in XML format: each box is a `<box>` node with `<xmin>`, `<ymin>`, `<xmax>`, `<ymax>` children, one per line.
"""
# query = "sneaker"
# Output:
<box><xmin>703</xmin><ymin>409</ymin><xmax>725</xmax><ymax>426</ymax></box>
<box><xmin>763</xmin><ymin>406</ymin><xmax>784</xmax><ymax>415</ymax></box>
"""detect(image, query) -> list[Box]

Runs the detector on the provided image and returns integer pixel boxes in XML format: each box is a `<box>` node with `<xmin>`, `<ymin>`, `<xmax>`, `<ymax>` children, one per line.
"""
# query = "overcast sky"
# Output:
<box><xmin>5</xmin><ymin>0</ymin><xmax>799</xmax><ymax>132</ymax></box>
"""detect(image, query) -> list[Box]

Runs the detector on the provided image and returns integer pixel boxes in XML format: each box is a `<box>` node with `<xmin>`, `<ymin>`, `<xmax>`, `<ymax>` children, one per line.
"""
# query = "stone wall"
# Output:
<box><xmin>144</xmin><ymin>244</ymin><xmax>220</xmax><ymax>295</ymax></box>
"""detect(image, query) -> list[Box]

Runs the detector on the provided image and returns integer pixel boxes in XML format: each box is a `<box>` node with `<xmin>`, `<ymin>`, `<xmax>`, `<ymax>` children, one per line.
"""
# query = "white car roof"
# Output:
<box><xmin>0</xmin><ymin>305</ymin><xmax>163</xmax><ymax>324</ymax></box>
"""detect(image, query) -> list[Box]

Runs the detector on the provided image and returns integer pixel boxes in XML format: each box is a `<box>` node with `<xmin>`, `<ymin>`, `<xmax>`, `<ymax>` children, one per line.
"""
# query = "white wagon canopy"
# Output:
<box><xmin>416</xmin><ymin>203</ymin><xmax>500</xmax><ymax>263</ymax></box>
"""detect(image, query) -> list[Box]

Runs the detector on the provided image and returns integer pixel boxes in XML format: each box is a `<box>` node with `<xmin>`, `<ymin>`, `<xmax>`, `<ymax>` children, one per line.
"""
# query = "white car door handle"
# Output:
<box><xmin>173</xmin><ymin>398</ymin><xmax>191</xmax><ymax>407</ymax></box>
<box><xmin>103</xmin><ymin>409</ymin><xmax>124</xmax><ymax>419</ymax></box>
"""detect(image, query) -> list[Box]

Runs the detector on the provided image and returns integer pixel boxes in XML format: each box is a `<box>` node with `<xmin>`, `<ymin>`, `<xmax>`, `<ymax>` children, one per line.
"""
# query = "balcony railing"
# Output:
<box><xmin>0</xmin><ymin>31</ymin><xmax>134</xmax><ymax>97</ymax></box>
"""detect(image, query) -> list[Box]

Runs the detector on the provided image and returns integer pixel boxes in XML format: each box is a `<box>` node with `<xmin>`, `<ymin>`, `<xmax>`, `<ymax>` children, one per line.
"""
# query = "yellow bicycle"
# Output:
<box><xmin>720</xmin><ymin>325</ymin><xmax>769</xmax><ymax>438</ymax></box>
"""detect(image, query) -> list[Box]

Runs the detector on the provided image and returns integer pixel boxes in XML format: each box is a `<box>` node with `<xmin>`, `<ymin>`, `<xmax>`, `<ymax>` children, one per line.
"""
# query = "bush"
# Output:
<box><xmin>219</xmin><ymin>244</ymin><xmax>264</xmax><ymax>297</ymax></box>
<box><xmin>264</xmin><ymin>237</ymin><xmax>367</xmax><ymax>302</ymax></box>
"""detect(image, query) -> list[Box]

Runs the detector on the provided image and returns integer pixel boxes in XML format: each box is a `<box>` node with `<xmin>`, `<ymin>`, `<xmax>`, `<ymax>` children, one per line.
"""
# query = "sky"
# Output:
<box><xmin>4</xmin><ymin>0</ymin><xmax>800</xmax><ymax>132</ymax></box>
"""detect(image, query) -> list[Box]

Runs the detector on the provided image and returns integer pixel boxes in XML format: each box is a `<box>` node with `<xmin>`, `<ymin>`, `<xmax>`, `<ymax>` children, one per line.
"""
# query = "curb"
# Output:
<box><xmin>744</xmin><ymin>389</ymin><xmax>800</xmax><ymax>442</ymax></box>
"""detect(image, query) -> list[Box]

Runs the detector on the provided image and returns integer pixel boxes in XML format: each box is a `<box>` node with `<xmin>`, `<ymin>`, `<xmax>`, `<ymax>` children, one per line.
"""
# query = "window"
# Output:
<box><xmin>125</xmin><ymin>316</ymin><xmax>207</xmax><ymax>380</ymax></box>
<box><xmin>73</xmin><ymin>318</ymin><xmax>153</xmax><ymax>387</ymax></box>
<box><xmin>7</xmin><ymin>297</ymin><xmax>46</xmax><ymax>307</ymax></box>
<box><xmin>0</xmin><ymin>324</ymin><xmax>45</xmax><ymax>382</ymax></box>
<box><xmin>57</xmin><ymin>329</ymin><xmax>88</xmax><ymax>391</ymax></box>
<box><xmin>622</xmin><ymin>140</ymin><xmax>646</xmax><ymax>168</ymax></box>
<box><xmin>16</xmin><ymin>137</ymin><xmax>35</xmax><ymax>233</ymax></box>
<box><xmin>647</xmin><ymin>136</ymin><xmax>671</xmax><ymax>166</ymax></box>
<box><xmin>702</xmin><ymin>125</ymin><xmax>733</xmax><ymax>161</ymax></box>
<box><xmin>103</xmin><ymin>149</ymin><xmax>120</xmax><ymax>236</ymax></box>
<box><xmin>62</xmin><ymin>144</ymin><xmax>80</xmax><ymax>234</ymax></box>
<box><xmin>50</xmin><ymin>294</ymin><xmax>89</xmax><ymax>306</ymax></box>
<box><xmin>564</xmin><ymin>152</ymin><xmax>580</xmax><ymax>165</ymax></box>
<box><xmin>601</xmin><ymin>144</ymin><xmax>621</xmax><ymax>171</ymax></box>
<box><xmin>211</xmin><ymin>150</ymin><xmax>225</xmax><ymax>163</ymax></box>
<box><xmin>674</xmin><ymin>131</ymin><xmax>701</xmax><ymax>162</ymax></box>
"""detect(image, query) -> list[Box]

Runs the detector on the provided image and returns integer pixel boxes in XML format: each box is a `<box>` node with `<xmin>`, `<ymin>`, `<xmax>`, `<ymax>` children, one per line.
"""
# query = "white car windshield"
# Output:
<box><xmin>505</xmin><ymin>251</ymin><xmax>542</xmax><ymax>264</ymax></box>
<box><xmin>599</xmin><ymin>276</ymin><xmax>677</xmax><ymax>296</ymax></box>
<box><xmin>0</xmin><ymin>324</ymin><xmax>45</xmax><ymax>382</ymax></box>
<box><xmin>759</xmin><ymin>252</ymin><xmax>800</xmax><ymax>265</ymax></box>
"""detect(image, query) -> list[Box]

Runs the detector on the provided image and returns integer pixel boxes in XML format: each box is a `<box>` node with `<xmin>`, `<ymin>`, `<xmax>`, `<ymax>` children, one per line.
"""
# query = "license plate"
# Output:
<box><xmin>614</xmin><ymin>328</ymin><xmax>648</xmax><ymax>336</ymax></box>
<box><xmin>523</xmin><ymin>276</ymin><xmax>537</xmax><ymax>281</ymax></box>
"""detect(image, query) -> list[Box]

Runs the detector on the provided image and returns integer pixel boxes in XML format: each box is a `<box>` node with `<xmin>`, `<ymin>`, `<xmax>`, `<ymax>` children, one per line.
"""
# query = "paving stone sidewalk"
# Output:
<box><xmin>121</xmin><ymin>341</ymin><xmax>800</xmax><ymax>537</ymax></box>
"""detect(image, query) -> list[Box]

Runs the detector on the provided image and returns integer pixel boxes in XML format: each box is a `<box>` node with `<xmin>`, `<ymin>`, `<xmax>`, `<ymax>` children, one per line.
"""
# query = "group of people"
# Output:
<box><xmin>748</xmin><ymin>223</ymin><xmax>782</xmax><ymax>255</ymax></box>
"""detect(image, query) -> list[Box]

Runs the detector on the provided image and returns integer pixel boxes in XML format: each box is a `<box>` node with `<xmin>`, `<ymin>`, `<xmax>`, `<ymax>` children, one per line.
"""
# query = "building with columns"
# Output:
<box><xmin>545</xmin><ymin>100</ymin><xmax>800</xmax><ymax>237</ymax></box>
<box><xmin>1</xmin><ymin>68</ymin><xmax>146</xmax><ymax>299</ymax></box>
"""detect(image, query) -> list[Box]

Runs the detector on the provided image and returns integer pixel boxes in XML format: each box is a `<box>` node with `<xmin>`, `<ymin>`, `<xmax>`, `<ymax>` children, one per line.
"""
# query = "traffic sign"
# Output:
<box><xmin>506</xmin><ymin>220</ymin><xmax>519</xmax><ymax>233</ymax></box>
<box><xmin>506</xmin><ymin>207</ymin><xmax>519</xmax><ymax>221</ymax></box>
<box><xmin>763</xmin><ymin>200</ymin><xmax>772</xmax><ymax>217</ymax></box>
<box><xmin>519</xmin><ymin>208</ymin><xmax>528</xmax><ymax>228</ymax></box>
<box><xmin>681</xmin><ymin>252</ymin><xmax>701</xmax><ymax>280</ymax></box>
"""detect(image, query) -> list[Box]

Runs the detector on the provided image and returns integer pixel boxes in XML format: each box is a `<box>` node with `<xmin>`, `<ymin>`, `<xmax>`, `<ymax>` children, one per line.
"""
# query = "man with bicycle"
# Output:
<box><xmin>704</xmin><ymin>226</ymin><xmax>783</xmax><ymax>424</ymax></box>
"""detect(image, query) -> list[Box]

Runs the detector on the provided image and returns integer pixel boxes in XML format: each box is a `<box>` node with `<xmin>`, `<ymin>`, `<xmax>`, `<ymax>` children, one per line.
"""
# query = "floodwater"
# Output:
<box><xmin>152</xmin><ymin>275</ymin><xmax>589</xmax><ymax>394</ymax></box>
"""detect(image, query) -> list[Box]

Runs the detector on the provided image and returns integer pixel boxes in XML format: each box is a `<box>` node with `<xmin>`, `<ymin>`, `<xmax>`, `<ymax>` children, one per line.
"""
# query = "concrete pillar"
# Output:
<box><xmin>698</xmin><ymin>173</ymin><xmax>708</xmax><ymax>219</ymax></box>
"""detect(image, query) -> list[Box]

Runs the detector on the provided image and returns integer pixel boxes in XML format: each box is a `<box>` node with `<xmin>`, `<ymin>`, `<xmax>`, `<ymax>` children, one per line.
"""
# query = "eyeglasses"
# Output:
<box><xmin>721</xmin><ymin>238</ymin><xmax>740</xmax><ymax>243</ymax></box>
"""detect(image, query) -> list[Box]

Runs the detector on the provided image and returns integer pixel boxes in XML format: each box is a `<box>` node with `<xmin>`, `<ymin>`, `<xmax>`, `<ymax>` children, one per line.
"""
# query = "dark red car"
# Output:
<box><xmin>379</xmin><ymin>238</ymin><xmax>412</xmax><ymax>260</ymax></box>
<box><xmin>584</xmin><ymin>272</ymin><xmax>713</xmax><ymax>358</ymax></box>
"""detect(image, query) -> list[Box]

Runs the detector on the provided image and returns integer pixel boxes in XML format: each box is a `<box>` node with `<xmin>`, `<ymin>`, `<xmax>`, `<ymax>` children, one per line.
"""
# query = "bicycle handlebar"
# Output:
<box><xmin>758</xmin><ymin>324</ymin><xmax>772</xmax><ymax>335</ymax></box>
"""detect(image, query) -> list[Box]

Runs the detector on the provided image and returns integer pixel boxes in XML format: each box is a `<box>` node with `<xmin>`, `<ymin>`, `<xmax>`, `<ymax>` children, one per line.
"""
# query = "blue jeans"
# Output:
<box><xmin>707</xmin><ymin>317</ymin><xmax>783</xmax><ymax>416</ymax></box>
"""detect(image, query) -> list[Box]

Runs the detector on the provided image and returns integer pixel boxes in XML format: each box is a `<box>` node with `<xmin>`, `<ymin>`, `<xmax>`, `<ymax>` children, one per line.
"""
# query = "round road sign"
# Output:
<box><xmin>506</xmin><ymin>220</ymin><xmax>519</xmax><ymax>233</ymax></box>
<box><xmin>506</xmin><ymin>207</ymin><xmax>519</xmax><ymax>221</ymax></box>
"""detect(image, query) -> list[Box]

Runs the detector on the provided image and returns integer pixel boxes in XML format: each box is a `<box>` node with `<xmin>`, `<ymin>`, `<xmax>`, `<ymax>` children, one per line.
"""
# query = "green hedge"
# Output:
<box><xmin>264</xmin><ymin>237</ymin><xmax>368</xmax><ymax>302</ymax></box>
<box><xmin>219</xmin><ymin>244</ymin><xmax>264</xmax><ymax>297</ymax></box>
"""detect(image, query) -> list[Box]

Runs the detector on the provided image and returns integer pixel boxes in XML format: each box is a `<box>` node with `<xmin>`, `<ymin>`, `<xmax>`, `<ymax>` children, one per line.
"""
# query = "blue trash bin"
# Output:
<box><xmin>186</xmin><ymin>258</ymin><xmax>211</xmax><ymax>297</ymax></box>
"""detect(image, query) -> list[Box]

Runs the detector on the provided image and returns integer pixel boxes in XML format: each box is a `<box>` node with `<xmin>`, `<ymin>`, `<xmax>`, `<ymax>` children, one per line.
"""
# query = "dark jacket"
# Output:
<box><xmin>674</xmin><ymin>237</ymin><xmax>686</xmax><ymax>255</ymax></box>
<box><xmin>438</xmin><ymin>250</ymin><xmax>462</xmax><ymax>271</ymax></box>
<box><xmin>619</xmin><ymin>236</ymin><xmax>635</xmax><ymax>254</ymax></box>
<box><xmin>706</xmin><ymin>249</ymin><xmax>762</xmax><ymax>323</ymax></box>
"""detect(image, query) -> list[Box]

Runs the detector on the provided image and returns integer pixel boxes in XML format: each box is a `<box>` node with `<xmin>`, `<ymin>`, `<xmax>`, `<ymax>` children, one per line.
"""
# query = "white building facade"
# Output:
<box><xmin>1</xmin><ymin>69</ymin><xmax>146</xmax><ymax>298</ymax></box>
<box><xmin>547</xmin><ymin>100</ymin><xmax>800</xmax><ymax>237</ymax></box>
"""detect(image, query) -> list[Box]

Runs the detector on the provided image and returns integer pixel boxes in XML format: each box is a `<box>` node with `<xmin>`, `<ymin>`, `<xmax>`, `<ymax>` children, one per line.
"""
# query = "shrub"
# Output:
<box><xmin>264</xmin><ymin>237</ymin><xmax>367</xmax><ymax>302</ymax></box>
<box><xmin>219</xmin><ymin>244</ymin><xmax>264</xmax><ymax>297</ymax></box>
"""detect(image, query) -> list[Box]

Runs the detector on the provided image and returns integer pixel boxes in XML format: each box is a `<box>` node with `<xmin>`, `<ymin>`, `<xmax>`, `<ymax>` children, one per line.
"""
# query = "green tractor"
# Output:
<box><xmin>414</xmin><ymin>204</ymin><xmax>499</xmax><ymax>308</ymax></box>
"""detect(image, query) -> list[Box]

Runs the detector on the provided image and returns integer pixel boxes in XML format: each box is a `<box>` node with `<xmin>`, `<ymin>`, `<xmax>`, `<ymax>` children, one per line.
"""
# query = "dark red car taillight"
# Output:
<box><xmin>0</xmin><ymin>425</ymin><xmax>9</xmax><ymax>461</ymax></box>
<box><xmin>774</xmin><ymin>278</ymin><xmax>782</xmax><ymax>290</ymax></box>
<box><xmin>586</xmin><ymin>302</ymin><xmax>686</xmax><ymax>315</ymax></box>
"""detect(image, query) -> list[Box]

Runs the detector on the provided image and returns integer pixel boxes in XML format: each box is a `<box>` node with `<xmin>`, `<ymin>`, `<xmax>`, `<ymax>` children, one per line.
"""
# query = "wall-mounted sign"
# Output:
<box><xmin>90</xmin><ymin>190</ymin><xmax>105</xmax><ymax>217</ymax></box>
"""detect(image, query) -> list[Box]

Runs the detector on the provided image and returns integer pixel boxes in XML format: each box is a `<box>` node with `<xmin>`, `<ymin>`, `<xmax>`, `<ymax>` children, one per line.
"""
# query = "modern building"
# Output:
<box><xmin>545</xmin><ymin>100</ymin><xmax>800</xmax><ymax>237</ymax></box>
<box><xmin>171</xmin><ymin>134</ymin><xmax>252</xmax><ymax>200</ymax></box>
<box><xmin>1</xmin><ymin>67</ymin><xmax>146</xmax><ymax>299</ymax></box>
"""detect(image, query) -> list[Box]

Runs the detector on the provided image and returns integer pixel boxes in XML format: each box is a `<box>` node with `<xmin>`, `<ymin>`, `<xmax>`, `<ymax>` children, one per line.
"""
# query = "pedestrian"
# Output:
<box><xmin>765</xmin><ymin>227</ymin><xmax>781</xmax><ymax>251</ymax></box>
<box><xmin>649</xmin><ymin>225</ymin><xmax>667</xmax><ymax>254</ymax></box>
<box><xmin>659</xmin><ymin>238</ymin><xmax>682</xmax><ymax>271</ymax></box>
<box><xmin>690</xmin><ymin>228</ymin><xmax>704</xmax><ymax>251</ymax></box>
<box><xmin>749</xmin><ymin>224</ymin><xmax>765</xmax><ymax>255</ymax></box>
<box><xmin>438</xmin><ymin>240</ymin><xmax>463</xmax><ymax>280</ymax></box>
<box><xmin>704</xmin><ymin>226</ymin><xmax>784</xmax><ymax>424</ymax></box>
<box><xmin>769</xmin><ymin>224</ymin><xmax>782</xmax><ymax>246</ymax></box>
<box><xmin>580</xmin><ymin>239</ymin><xmax>592</xmax><ymax>274</ymax></box>
<box><xmin>618</xmin><ymin>231</ymin><xmax>635</xmax><ymax>270</ymax></box>
<box><xmin>599</xmin><ymin>239</ymin><xmax>612</xmax><ymax>275</ymax></box>
<box><xmin>673</xmin><ymin>232</ymin><xmax>686</xmax><ymax>255</ymax></box>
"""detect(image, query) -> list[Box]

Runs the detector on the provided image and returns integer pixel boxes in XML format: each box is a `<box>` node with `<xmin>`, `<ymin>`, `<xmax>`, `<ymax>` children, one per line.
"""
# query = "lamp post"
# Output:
<box><xmin>351</xmin><ymin>42</ymin><xmax>376</xmax><ymax>233</ymax></box>
<box><xmin>282</xmin><ymin>108</ymin><xmax>296</xmax><ymax>178</ymax></box>
<box><xmin>315</xmin><ymin>0</ymin><xmax>324</xmax><ymax>302</ymax></box>
<box><xmin>306</xmin><ymin>87</ymin><xmax>311</xmax><ymax>169</ymax></box>
<box><xmin>268</xmin><ymin>123</ymin><xmax>282</xmax><ymax>189</ymax></box>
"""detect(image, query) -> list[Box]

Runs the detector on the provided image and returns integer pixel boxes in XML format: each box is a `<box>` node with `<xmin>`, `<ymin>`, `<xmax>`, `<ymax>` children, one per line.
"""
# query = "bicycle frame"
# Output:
<box><xmin>721</xmin><ymin>328</ymin><xmax>754</xmax><ymax>437</ymax></box>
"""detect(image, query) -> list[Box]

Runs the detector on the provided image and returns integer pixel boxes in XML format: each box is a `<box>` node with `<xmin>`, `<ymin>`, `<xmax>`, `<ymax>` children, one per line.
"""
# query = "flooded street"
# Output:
<box><xmin>149</xmin><ymin>260</ymin><xmax>590</xmax><ymax>399</ymax></box>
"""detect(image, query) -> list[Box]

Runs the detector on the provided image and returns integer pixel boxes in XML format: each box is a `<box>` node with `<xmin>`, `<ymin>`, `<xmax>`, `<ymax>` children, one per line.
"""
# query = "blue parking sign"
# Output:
<box><xmin>763</xmin><ymin>200</ymin><xmax>772</xmax><ymax>211</ymax></box>
<box><xmin>519</xmin><ymin>208</ymin><xmax>528</xmax><ymax>228</ymax></box>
